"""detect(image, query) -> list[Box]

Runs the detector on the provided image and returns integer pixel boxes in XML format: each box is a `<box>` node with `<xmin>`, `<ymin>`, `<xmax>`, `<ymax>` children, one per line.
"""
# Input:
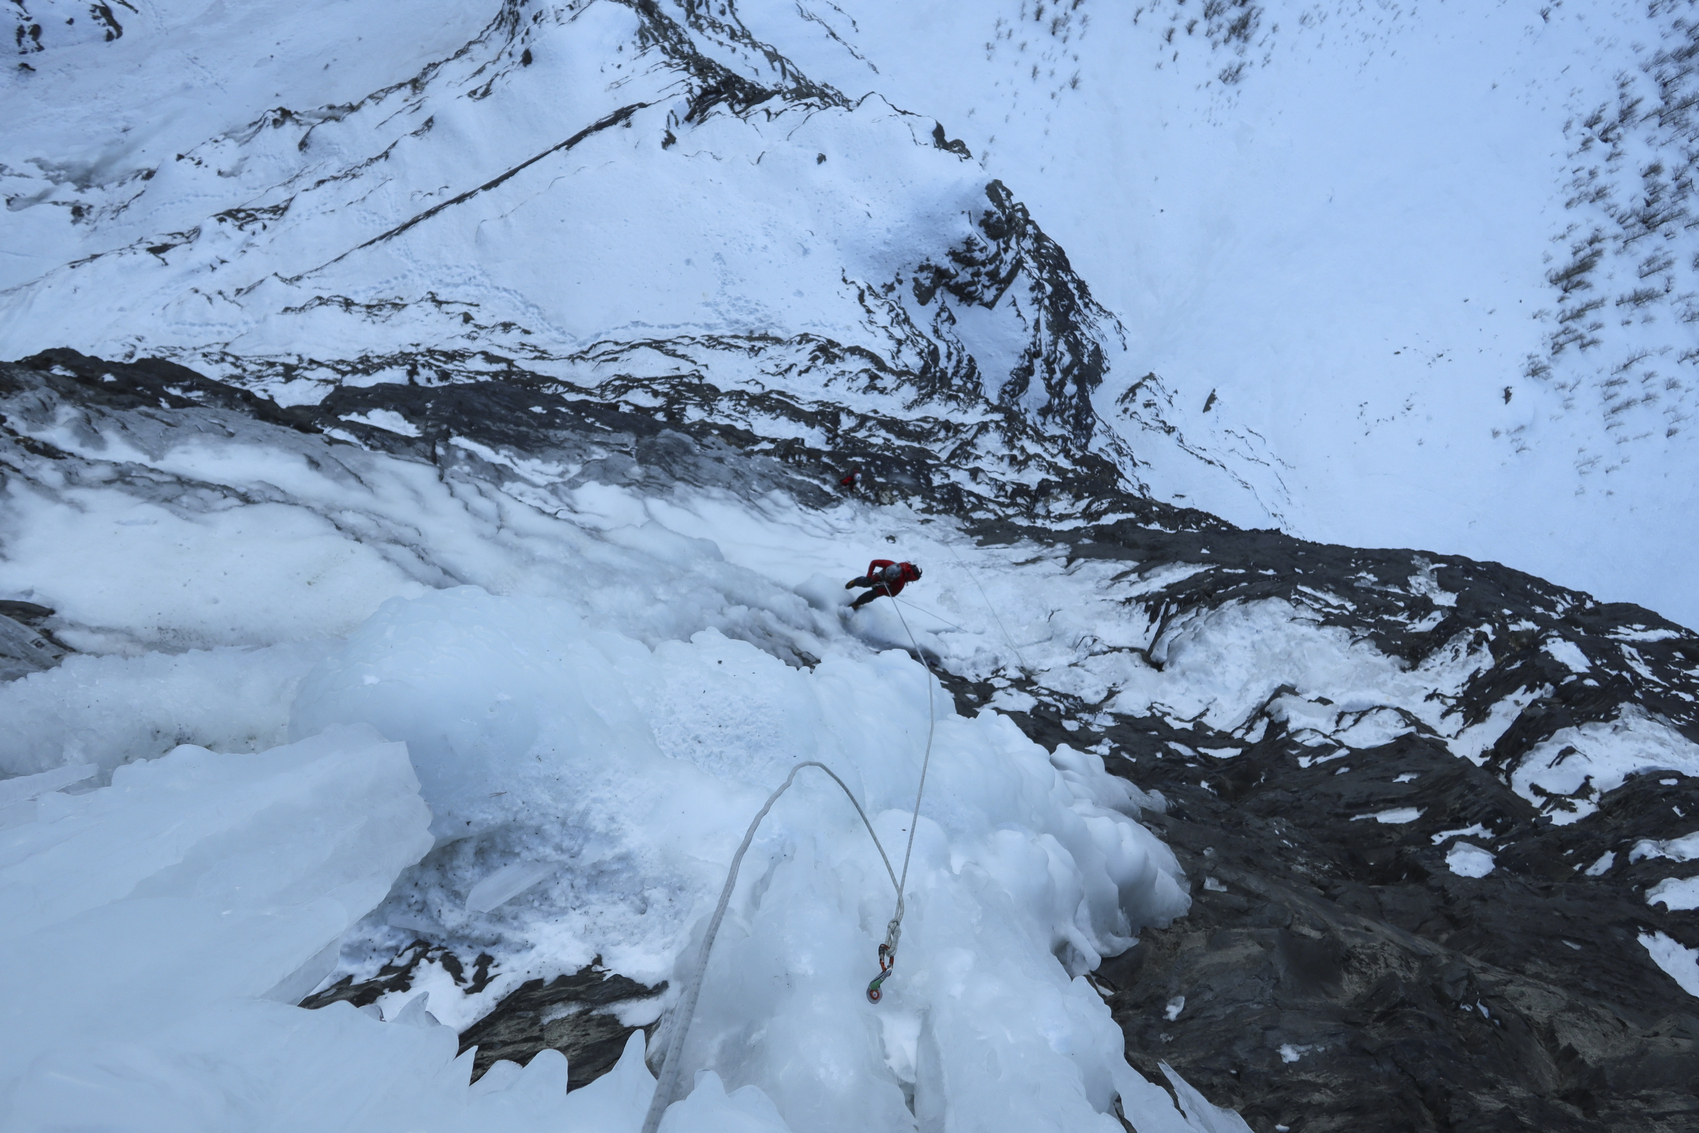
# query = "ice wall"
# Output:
<box><xmin>0</xmin><ymin>727</ymin><xmax>432</xmax><ymax>1125</ymax></box>
<box><xmin>288</xmin><ymin>586</ymin><xmax>1197</xmax><ymax>1131</ymax></box>
<box><xmin>0</xmin><ymin>576</ymin><xmax>1228</xmax><ymax>1132</ymax></box>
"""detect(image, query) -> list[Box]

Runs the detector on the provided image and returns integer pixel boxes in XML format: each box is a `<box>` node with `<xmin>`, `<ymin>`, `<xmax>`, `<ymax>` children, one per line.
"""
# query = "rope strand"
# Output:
<box><xmin>891</xmin><ymin>595</ymin><xmax>970</xmax><ymax>632</ymax></box>
<box><xmin>885</xmin><ymin>590</ymin><xmax>936</xmax><ymax>908</ymax></box>
<box><xmin>943</xmin><ymin>540</ymin><xmax>1031</xmax><ymax>675</ymax></box>
<box><xmin>641</xmin><ymin>577</ymin><xmax>941</xmax><ymax>1132</ymax></box>
<box><xmin>640</xmin><ymin>761</ymin><xmax>900</xmax><ymax>1133</ymax></box>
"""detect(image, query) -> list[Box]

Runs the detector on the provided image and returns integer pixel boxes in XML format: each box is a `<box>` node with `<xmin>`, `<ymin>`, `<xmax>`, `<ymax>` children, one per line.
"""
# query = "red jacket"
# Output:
<box><xmin>866</xmin><ymin>559</ymin><xmax>920</xmax><ymax>597</ymax></box>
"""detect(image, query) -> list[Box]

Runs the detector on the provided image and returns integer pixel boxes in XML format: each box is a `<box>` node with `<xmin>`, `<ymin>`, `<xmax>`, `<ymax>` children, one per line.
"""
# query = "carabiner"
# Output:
<box><xmin>866</xmin><ymin>941</ymin><xmax>895</xmax><ymax>1003</ymax></box>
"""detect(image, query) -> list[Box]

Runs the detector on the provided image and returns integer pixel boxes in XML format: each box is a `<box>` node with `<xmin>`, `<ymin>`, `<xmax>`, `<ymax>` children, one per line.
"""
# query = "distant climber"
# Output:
<box><xmin>838</xmin><ymin>468</ymin><xmax>860</xmax><ymax>491</ymax></box>
<box><xmin>844</xmin><ymin>559</ymin><xmax>922</xmax><ymax>609</ymax></box>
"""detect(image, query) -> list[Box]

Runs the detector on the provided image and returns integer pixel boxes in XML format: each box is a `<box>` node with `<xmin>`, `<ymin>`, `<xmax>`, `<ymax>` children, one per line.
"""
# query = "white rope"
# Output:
<box><xmin>943</xmin><ymin>540</ymin><xmax>1031</xmax><ymax>675</ymax></box>
<box><xmin>639</xmin><ymin>761</ymin><xmax>898</xmax><ymax>1133</ymax></box>
<box><xmin>891</xmin><ymin>595</ymin><xmax>970</xmax><ymax>632</ymax></box>
<box><xmin>884</xmin><ymin>587</ymin><xmax>937</xmax><ymax>935</ymax></box>
<box><xmin>641</xmin><ymin>577</ymin><xmax>942</xmax><ymax>1133</ymax></box>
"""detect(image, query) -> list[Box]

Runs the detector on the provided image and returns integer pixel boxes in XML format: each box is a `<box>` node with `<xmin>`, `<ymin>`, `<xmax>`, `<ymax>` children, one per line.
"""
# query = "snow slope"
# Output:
<box><xmin>665</xmin><ymin>0</ymin><xmax>1699</xmax><ymax>627</ymax></box>
<box><xmin>7</xmin><ymin>2</ymin><xmax>1693</xmax><ymax>626</ymax></box>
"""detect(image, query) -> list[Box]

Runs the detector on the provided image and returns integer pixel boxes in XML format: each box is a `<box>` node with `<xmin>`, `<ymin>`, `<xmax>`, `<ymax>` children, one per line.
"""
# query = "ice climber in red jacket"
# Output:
<box><xmin>845</xmin><ymin>559</ymin><xmax>922</xmax><ymax>609</ymax></box>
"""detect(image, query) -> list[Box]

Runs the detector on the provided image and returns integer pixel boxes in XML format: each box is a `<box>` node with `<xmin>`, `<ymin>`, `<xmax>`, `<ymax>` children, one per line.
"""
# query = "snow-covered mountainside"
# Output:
<box><xmin>3</xmin><ymin>2</ymin><xmax>1699</xmax><ymax>1132</ymax></box>
<box><xmin>6</xmin><ymin>0</ymin><xmax>1699</xmax><ymax>627</ymax></box>
<box><xmin>786</xmin><ymin>0</ymin><xmax>1699</xmax><ymax>629</ymax></box>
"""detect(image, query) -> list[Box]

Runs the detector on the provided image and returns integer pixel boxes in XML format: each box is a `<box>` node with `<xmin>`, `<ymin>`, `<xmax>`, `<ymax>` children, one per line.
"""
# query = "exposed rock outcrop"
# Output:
<box><xmin>6</xmin><ymin>349</ymin><xmax>1694</xmax><ymax>1129</ymax></box>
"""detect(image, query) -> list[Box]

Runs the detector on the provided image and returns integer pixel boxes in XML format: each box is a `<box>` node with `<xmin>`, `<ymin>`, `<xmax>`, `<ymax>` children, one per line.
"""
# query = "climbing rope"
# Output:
<box><xmin>891</xmin><ymin>595</ymin><xmax>970</xmax><ymax>633</ymax></box>
<box><xmin>874</xmin><ymin>582</ymin><xmax>938</xmax><ymax>1002</ymax></box>
<box><xmin>640</xmin><ymin>578</ymin><xmax>943</xmax><ymax>1133</ymax></box>
<box><xmin>943</xmin><ymin>539</ymin><xmax>1032</xmax><ymax>676</ymax></box>
<box><xmin>640</xmin><ymin>760</ymin><xmax>901</xmax><ymax>1133</ymax></box>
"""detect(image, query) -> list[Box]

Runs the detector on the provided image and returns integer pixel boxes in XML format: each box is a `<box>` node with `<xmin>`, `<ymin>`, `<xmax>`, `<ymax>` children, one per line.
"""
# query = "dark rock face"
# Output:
<box><xmin>1095</xmin><ymin>738</ymin><xmax>1699</xmax><ymax>1133</ymax></box>
<box><xmin>454</xmin><ymin>965</ymin><xmax>664</xmax><ymax>1086</ymax></box>
<box><xmin>943</xmin><ymin>525</ymin><xmax>1699</xmax><ymax>1130</ymax></box>
<box><xmin>302</xmin><ymin>940</ymin><xmax>499</xmax><ymax>1014</ymax></box>
<box><xmin>957</xmin><ymin>518</ymin><xmax>1699</xmax><ymax>1131</ymax></box>
<box><xmin>6</xmin><ymin>339</ymin><xmax>1153</xmax><ymax>542</ymax></box>
<box><xmin>907</xmin><ymin>179</ymin><xmax>1121</xmax><ymax>446</ymax></box>
<box><xmin>301</xmin><ymin>940</ymin><xmax>663</xmax><ymax>1087</ymax></box>
<box><xmin>4</xmin><ymin>350</ymin><xmax>1697</xmax><ymax>1127</ymax></box>
<box><xmin>0</xmin><ymin>600</ymin><xmax>67</xmax><ymax>681</ymax></box>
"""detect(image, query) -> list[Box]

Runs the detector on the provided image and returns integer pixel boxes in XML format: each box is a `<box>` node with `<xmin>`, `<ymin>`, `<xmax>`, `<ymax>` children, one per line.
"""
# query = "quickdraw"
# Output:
<box><xmin>866</xmin><ymin>941</ymin><xmax>895</xmax><ymax>1003</ymax></box>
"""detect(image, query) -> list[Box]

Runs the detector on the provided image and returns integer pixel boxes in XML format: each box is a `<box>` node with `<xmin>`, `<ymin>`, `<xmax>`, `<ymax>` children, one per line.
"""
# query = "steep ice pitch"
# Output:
<box><xmin>0</xmin><ymin>371</ymin><xmax>1255</xmax><ymax>1132</ymax></box>
<box><xmin>6</xmin><ymin>2</ymin><xmax>1699</xmax><ymax>1124</ymax></box>
<box><xmin>0</xmin><ymin>728</ymin><xmax>444</xmax><ymax>1127</ymax></box>
<box><xmin>7</xmin><ymin>348</ymin><xmax>1696</xmax><ymax>1125</ymax></box>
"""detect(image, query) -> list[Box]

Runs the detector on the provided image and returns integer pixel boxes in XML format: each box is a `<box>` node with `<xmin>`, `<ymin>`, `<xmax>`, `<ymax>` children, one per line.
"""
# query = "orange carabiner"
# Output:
<box><xmin>866</xmin><ymin>942</ymin><xmax>895</xmax><ymax>1003</ymax></box>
